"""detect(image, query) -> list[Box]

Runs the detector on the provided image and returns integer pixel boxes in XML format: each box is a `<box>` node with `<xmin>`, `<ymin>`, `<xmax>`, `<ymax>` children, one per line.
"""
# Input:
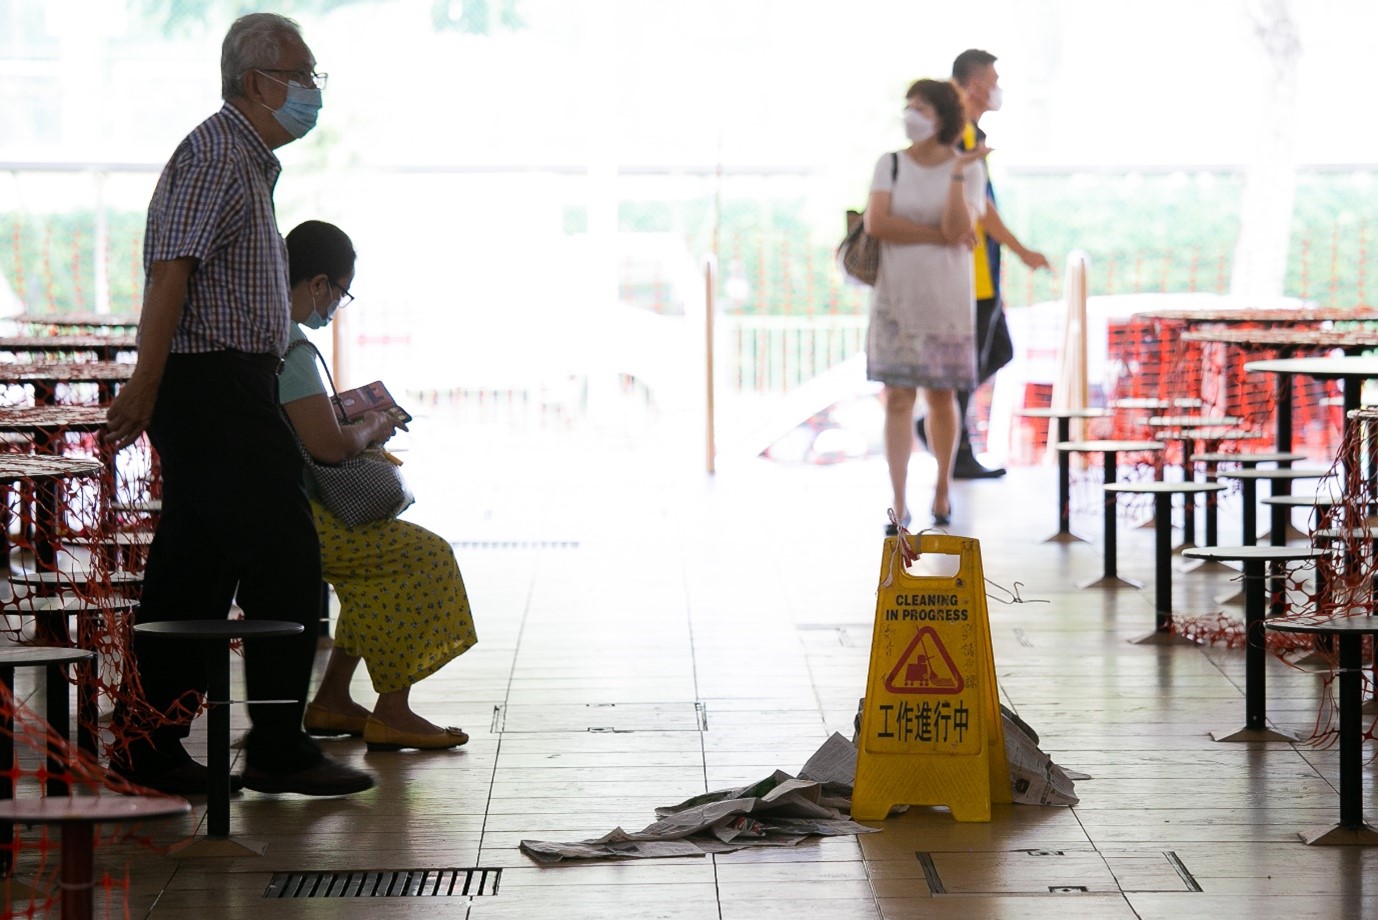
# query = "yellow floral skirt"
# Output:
<box><xmin>312</xmin><ymin>501</ymin><xmax>477</xmax><ymax>694</ymax></box>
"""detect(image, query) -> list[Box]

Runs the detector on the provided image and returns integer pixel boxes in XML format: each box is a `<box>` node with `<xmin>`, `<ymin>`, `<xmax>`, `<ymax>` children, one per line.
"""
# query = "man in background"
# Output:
<box><xmin>942</xmin><ymin>48</ymin><xmax>1051</xmax><ymax>478</ymax></box>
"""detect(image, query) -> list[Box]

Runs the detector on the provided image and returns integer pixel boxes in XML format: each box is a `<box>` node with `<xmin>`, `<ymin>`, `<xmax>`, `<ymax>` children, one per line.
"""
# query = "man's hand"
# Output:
<box><xmin>104</xmin><ymin>374</ymin><xmax>159</xmax><ymax>451</ymax></box>
<box><xmin>1017</xmin><ymin>247</ymin><xmax>1051</xmax><ymax>271</ymax></box>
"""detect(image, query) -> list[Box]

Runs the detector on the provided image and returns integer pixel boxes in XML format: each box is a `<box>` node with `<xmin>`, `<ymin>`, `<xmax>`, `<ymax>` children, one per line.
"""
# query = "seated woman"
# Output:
<box><xmin>278</xmin><ymin>219</ymin><xmax>477</xmax><ymax>752</ymax></box>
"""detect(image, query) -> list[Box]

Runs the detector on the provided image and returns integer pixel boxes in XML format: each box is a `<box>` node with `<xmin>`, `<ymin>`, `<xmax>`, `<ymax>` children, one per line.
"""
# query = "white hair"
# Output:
<box><xmin>220</xmin><ymin>13</ymin><xmax>304</xmax><ymax>101</ymax></box>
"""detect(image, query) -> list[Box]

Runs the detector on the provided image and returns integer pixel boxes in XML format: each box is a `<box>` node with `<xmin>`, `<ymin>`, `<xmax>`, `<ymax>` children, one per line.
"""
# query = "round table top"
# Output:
<box><xmin>0</xmin><ymin>407</ymin><xmax>108</xmax><ymax>431</ymax></box>
<box><xmin>1147</xmin><ymin>416</ymin><xmax>1240</xmax><ymax>428</ymax></box>
<box><xmin>1137</xmin><ymin>306</ymin><xmax>1378</xmax><ymax>324</ymax></box>
<box><xmin>1314</xmin><ymin>527</ymin><xmax>1375</xmax><ymax>540</ymax></box>
<box><xmin>1265</xmin><ymin>615</ymin><xmax>1378</xmax><ymax>637</ymax></box>
<box><xmin>1215</xmin><ymin>467</ymin><xmax>1330</xmax><ymax>481</ymax></box>
<box><xmin>133</xmin><ymin>619</ymin><xmax>306</xmax><ymax>641</ymax></box>
<box><xmin>1192</xmin><ymin>451</ymin><xmax>1307</xmax><ymax>464</ymax></box>
<box><xmin>0</xmin><ymin>362</ymin><xmax>134</xmax><ymax>384</ymax></box>
<box><xmin>22</xmin><ymin>595</ymin><xmax>138</xmax><ymax>614</ymax></box>
<box><xmin>0</xmin><ymin>335</ymin><xmax>137</xmax><ymax>352</ymax></box>
<box><xmin>1112</xmin><ymin>397</ymin><xmax>1203</xmax><ymax>409</ymax></box>
<box><xmin>1261</xmin><ymin>494</ymin><xmax>1345</xmax><ymax>507</ymax></box>
<box><xmin>0</xmin><ymin>795</ymin><xmax>189</xmax><ymax>825</ymax></box>
<box><xmin>1105</xmin><ymin>481</ymin><xmax>1225</xmax><ymax>495</ymax></box>
<box><xmin>1057</xmin><ymin>440</ymin><xmax>1164</xmax><ymax>453</ymax></box>
<box><xmin>1245</xmin><ymin>356</ymin><xmax>1378</xmax><ymax>379</ymax></box>
<box><xmin>1015</xmin><ymin>407</ymin><xmax>1112</xmax><ymax>419</ymax></box>
<box><xmin>0</xmin><ymin>646</ymin><xmax>94</xmax><ymax>668</ymax></box>
<box><xmin>1183</xmin><ymin>545</ymin><xmax>1331</xmax><ymax>563</ymax></box>
<box><xmin>11</xmin><ymin>312</ymin><xmax>140</xmax><ymax>329</ymax></box>
<box><xmin>1181</xmin><ymin>327</ymin><xmax>1378</xmax><ymax>348</ymax></box>
<box><xmin>0</xmin><ymin>455</ymin><xmax>101</xmax><ymax>481</ymax></box>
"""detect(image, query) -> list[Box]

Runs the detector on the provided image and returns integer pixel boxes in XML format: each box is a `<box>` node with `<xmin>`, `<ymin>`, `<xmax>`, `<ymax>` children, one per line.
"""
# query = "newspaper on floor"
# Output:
<box><xmin>519</xmin><ymin>732</ymin><xmax>878</xmax><ymax>863</ymax></box>
<box><xmin>1001</xmin><ymin>710</ymin><xmax>1080</xmax><ymax>806</ymax></box>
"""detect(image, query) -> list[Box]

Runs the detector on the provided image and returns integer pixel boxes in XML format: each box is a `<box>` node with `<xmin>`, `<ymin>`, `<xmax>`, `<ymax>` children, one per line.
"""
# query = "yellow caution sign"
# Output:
<box><xmin>852</xmin><ymin>532</ymin><xmax>1010</xmax><ymax>822</ymax></box>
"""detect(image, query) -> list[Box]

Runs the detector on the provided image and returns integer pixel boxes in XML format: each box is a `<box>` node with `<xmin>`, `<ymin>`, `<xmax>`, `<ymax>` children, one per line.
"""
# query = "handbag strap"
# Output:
<box><xmin>282</xmin><ymin>338</ymin><xmax>346</xmax><ymax>423</ymax></box>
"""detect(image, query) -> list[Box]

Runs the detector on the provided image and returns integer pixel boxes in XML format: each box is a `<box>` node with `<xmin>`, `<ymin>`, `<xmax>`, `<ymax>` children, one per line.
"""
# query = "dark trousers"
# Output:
<box><xmin>128</xmin><ymin>350</ymin><xmax>322</xmax><ymax>772</ymax></box>
<box><xmin>957</xmin><ymin>296</ymin><xmax>1013</xmax><ymax>454</ymax></box>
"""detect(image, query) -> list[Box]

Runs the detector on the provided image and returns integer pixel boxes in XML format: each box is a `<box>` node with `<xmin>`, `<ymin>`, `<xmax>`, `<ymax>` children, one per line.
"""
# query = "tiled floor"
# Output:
<box><xmin>7</xmin><ymin>410</ymin><xmax>1378</xmax><ymax>919</ymax></box>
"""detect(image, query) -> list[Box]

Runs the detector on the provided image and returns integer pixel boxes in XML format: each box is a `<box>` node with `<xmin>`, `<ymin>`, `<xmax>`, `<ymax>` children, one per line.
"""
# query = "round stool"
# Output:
<box><xmin>0</xmin><ymin>795</ymin><xmax>189</xmax><ymax>918</ymax></box>
<box><xmin>0</xmin><ymin>646</ymin><xmax>95</xmax><ymax>881</ymax></box>
<box><xmin>1183</xmin><ymin>545</ymin><xmax>1330</xmax><ymax>743</ymax></box>
<box><xmin>22</xmin><ymin>596</ymin><xmax>137</xmax><ymax>755</ymax></box>
<box><xmin>1057</xmin><ymin>440</ymin><xmax>1164</xmax><ymax>589</ymax></box>
<box><xmin>1015</xmin><ymin>407</ymin><xmax>1112</xmax><ymax>543</ymax></box>
<box><xmin>131</xmin><ymin>619</ymin><xmax>304</xmax><ymax>858</ymax></box>
<box><xmin>1106</xmin><ymin>481</ymin><xmax>1224</xmax><ymax>643</ymax></box>
<box><xmin>1265</xmin><ymin>615</ymin><xmax>1378</xmax><ymax>845</ymax></box>
<box><xmin>1194</xmin><ymin>451</ymin><xmax>1306</xmax><ymax>548</ymax></box>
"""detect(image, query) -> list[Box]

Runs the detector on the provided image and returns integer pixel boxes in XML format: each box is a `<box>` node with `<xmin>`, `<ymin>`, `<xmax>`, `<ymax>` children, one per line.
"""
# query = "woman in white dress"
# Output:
<box><xmin>864</xmin><ymin>78</ymin><xmax>988</xmax><ymax>528</ymax></box>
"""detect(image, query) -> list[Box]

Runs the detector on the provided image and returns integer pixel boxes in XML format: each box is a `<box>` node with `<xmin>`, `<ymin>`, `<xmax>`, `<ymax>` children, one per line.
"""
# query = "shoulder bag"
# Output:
<box><xmin>281</xmin><ymin>340</ymin><xmax>415</xmax><ymax>527</ymax></box>
<box><xmin>837</xmin><ymin>152</ymin><xmax>899</xmax><ymax>286</ymax></box>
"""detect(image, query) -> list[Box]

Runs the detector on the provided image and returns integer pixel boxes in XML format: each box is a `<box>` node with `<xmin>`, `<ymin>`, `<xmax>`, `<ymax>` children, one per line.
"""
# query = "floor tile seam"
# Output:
<box><xmin>479</xmin><ymin>550</ymin><xmax>544</xmax><ymax>859</ymax></box>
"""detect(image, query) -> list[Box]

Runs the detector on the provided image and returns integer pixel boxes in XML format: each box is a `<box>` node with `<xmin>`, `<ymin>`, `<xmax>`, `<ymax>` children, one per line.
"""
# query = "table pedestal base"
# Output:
<box><xmin>167</xmin><ymin>834</ymin><xmax>269</xmax><ymax>858</ymax></box>
<box><xmin>2</xmin><ymin>878</ymin><xmax>40</xmax><ymax>904</ymax></box>
<box><xmin>1299</xmin><ymin>823</ymin><xmax>1378</xmax><ymax>846</ymax></box>
<box><xmin>1291</xmin><ymin>651</ymin><xmax>1334</xmax><ymax>672</ymax></box>
<box><xmin>1078</xmin><ymin>574</ymin><xmax>1143</xmax><ymax>590</ymax></box>
<box><xmin>1211</xmin><ymin>726</ymin><xmax>1299</xmax><ymax>743</ymax></box>
<box><xmin>1043</xmin><ymin>530</ymin><xmax>1088</xmax><ymax>545</ymax></box>
<box><xmin>1179</xmin><ymin>558</ymin><xmax>1237</xmax><ymax>576</ymax></box>
<box><xmin>1130</xmin><ymin>630</ymin><xmax>1198</xmax><ymax>646</ymax></box>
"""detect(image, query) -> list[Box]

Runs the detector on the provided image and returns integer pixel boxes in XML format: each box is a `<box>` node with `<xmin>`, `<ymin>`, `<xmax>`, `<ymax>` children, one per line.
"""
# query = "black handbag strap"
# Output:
<box><xmin>282</xmin><ymin>338</ymin><xmax>347</xmax><ymax>423</ymax></box>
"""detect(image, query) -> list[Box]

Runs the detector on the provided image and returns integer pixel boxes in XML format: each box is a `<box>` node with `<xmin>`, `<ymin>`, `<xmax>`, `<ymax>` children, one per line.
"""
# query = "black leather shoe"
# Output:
<box><xmin>111</xmin><ymin>758</ymin><xmax>244</xmax><ymax>796</ymax></box>
<box><xmin>242</xmin><ymin>754</ymin><xmax>375</xmax><ymax>796</ymax></box>
<box><xmin>952</xmin><ymin>455</ymin><xmax>1006</xmax><ymax>479</ymax></box>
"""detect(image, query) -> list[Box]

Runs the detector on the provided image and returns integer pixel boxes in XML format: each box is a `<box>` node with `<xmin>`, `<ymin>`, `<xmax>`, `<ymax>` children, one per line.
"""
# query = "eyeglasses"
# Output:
<box><xmin>330</xmin><ymin>280</ymin><xmax>354</xmax><ymax>306</ymax></box>
<box><xmin>258</xmin><ymin>69</ymin><xmax>328</xmax><ymax>90</ymax></box>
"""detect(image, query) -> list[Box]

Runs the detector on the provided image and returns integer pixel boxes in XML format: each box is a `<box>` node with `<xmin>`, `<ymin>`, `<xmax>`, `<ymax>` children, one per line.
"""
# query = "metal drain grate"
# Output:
<box><xmin>265</xmin><ymin>868</ymin><xmax>501</xmax><ymax>898</ymax></box>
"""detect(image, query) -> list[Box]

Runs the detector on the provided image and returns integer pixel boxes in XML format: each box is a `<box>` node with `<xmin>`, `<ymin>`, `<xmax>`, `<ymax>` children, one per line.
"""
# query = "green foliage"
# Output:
<box><xmin>0</xmin><ymin>213</ymin><xmax>146</xmax><ymax>314</ymax></box>
<box><xmin>8</xmin><ymin>170</ymin><xmax>1377</xmax><ymax>319</ymax></box>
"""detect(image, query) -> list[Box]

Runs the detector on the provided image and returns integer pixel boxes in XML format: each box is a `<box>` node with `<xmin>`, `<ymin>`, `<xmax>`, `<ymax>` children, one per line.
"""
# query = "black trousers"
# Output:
<box><xmin>129</xmin><ymin>350</ymin><xmax>322</xmax><ymax>772</ymax></box>
<box><xmin>957</xmin><ymin>296</ymin><xmax>1014</xmax><ymax>453</ymax></box>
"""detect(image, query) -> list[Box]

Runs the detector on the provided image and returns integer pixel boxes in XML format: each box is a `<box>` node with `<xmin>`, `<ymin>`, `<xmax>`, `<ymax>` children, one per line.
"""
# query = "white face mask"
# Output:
<box><xmin>985</xmin><ymin>85</ymin><xmax>1004</xmax><ymax>112</ymax></box>
<box><xmin>903</xmin><ymin>108</ymin><xmax>936</xmax><ymax>143</ymax></box>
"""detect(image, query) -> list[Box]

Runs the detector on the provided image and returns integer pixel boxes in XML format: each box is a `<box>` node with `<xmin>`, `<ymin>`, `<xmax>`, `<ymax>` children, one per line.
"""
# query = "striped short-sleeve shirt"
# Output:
<box><xmin>142</xmin><ymin>104</ymin><xmax>292</xmax><ymax>356</ymax></box>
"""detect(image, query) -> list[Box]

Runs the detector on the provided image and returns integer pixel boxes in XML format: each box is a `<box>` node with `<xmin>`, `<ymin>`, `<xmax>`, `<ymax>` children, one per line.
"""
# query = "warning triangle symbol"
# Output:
<box><xmin>884</xmin><ymin>626</ymin><xmax>965</xmax><ymax>695</ymax></box>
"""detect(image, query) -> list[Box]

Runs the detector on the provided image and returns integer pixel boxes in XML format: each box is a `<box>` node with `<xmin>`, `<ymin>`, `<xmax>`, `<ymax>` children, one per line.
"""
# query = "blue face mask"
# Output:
<box><xmin>302</xmin><ymin>291</ymin><xmax>338</xmax><ymax>329</ymax></box>
<box><xmin>258</xmin><ymin>72</ymin><xmax>322</xmax><ymax>138</ymax></box>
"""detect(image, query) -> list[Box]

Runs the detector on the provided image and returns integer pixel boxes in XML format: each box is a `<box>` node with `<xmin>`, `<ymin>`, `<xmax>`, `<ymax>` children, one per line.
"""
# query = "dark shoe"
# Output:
<box><xmin>242</xmin><ymin>754</ymin><xmax>375</xmax><ymax>796</ymax></box>
<box><xmin>931</xmin><ymin>500</ymin><xmax>952</xmax><ymax>527</ymax></box>
<box><xmin>952</xmin><ymin>454</ymin><xmax>1006</xmax><ymax>479</ymax></box>
<box><xmin>111</xmin><ymin>758</ymin><xmax>244</xmax><ymax>796</ymax></box>
<box><xmin>304</xmin><ymin>702</ymin><xmax>368</xmax><ymax>738</ymax></box>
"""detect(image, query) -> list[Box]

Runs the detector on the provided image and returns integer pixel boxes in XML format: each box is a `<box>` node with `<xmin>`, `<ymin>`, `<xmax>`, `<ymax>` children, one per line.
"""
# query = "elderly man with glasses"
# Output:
<box><xmin>105</xmin><ymin>12</ymin><xmax>373</xmax><ymax>798</ymax></box>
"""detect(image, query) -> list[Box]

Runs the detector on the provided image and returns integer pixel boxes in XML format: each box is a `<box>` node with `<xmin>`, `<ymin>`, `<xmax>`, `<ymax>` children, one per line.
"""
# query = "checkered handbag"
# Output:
<box><xmin>282</xmin><ymin>341</ymin><xmax>415</xmax><ymax>527</ymax></box>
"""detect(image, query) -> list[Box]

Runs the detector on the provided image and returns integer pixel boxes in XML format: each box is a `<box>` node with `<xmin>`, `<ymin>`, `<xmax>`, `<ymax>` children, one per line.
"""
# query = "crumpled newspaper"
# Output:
<box><xmin>519</xmin><ymin>733</ymin><xmax>877</xmax><ymax>863</ymax></box>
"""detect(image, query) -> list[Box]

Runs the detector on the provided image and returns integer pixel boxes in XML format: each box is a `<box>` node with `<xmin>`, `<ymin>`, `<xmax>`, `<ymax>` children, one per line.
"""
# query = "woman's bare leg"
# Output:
<box><xmin>924</xmin><ymin>388</ymin><xmax>958</xmax><ymax>518</ymax></box>
<box><xmin>883</xmin><ymin>386</ymin><xmax>918</xmax><ymax>522</ymax></box>
<box><xmin>309</xmin><ymin>650</ymin><xmax>370</xmax><ymax>720</ymax></box>
<box><xmin>371</xmin><ymin>686</ymin><xmax>451</xmax><ymax>734</ymax></box>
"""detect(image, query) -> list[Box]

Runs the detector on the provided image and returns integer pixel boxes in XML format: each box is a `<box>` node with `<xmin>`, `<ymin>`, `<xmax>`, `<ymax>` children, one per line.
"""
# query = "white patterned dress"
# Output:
<box><xmin>865</xmin><ymin>151</ymin><xmax>986</xmax><ymax>390</ymax></box>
